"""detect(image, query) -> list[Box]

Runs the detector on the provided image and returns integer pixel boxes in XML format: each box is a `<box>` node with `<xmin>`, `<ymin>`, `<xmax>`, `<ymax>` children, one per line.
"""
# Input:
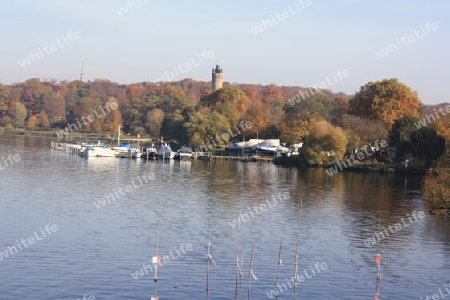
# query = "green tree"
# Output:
<box><xmin>389</xmin><ymin>115</ymin><xmax>421</xmax><ymax>159</ymax></box>
<box><xmin>410</xmin><ymin>127</ymin><xmax>445</xmax><ymax>166</ymax></box>
<box><xmin>161</xmin><ymin>109</ymin><xmax>188</xmax><ymax>145</ymax></box>
<box><xmin>184</xmin><ymin>107</ymin><xmax>230</xmax><ymax>149</ymax></box>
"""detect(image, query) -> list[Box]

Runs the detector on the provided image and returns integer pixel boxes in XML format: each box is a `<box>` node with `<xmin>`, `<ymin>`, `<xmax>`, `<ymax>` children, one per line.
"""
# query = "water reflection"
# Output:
<box><xmin>0</xmin><ymin>135</ymin><xmax>449</xmax><ymax>299</ymax></box>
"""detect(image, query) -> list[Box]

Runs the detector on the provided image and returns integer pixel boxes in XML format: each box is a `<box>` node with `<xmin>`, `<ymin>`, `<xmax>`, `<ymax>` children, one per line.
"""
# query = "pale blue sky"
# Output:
<box><xmin>1</xmin><ymin>0</ymin><xmax>448</xmax><ymax>104</ymax></box>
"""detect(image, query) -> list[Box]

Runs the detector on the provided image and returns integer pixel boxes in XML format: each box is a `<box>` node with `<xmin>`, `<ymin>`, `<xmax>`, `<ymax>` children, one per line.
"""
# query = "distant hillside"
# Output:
<box><xmin>164</xmin><ymin>78</ymin><xmax>352</xmax><ymax>104</ymax></box>
<box><xmin>424</xmin><ymin>102</ymin><xmax>450</xmax><ymax>114</ymax></box>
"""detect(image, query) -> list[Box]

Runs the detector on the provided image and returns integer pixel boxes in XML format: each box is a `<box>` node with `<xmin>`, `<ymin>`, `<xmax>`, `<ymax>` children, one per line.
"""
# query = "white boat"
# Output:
<box><xmin>81</xmin><ymin>145</ymin><xmax>116</xmax><ymax>158</ymax></box>
<box><xmin>174</xmin><ymin>146</ymin><xmax>193</xmax><ymax>161</ymax></box>
<box><xmin>111</xmin><ymin>143</ymin><xmax>131</xmax><ymax>157</ymax></box>
<box><xmin>142</xmin><ymin>144</ymin><xmax>158</xmax><ymax>160</ymax></box>
<box><xmin>120</xmin><ymin>148</ymin><xmax>142</xmax><ymax>159</ymax></box>
<box><xmin>157</xmin><ymin>143</ymin><xmax>175</xmax><ymax>159</ymax></box>
<box><xmin>256</xmin><ymin>139</ymin><xmax>290</xmax><ymax>154</ymax></box>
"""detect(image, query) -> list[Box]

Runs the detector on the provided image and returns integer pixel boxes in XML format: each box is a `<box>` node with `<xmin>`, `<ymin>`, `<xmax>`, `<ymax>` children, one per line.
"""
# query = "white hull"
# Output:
<box><xmin>158</xmin><ymin>144</ymin><xmax>175</xmax><ymax>159</ymax></box>
<box><xmin>83</xmin><ymin>146</ymin><xmax>116</xmax><ymax>158</ymax></box>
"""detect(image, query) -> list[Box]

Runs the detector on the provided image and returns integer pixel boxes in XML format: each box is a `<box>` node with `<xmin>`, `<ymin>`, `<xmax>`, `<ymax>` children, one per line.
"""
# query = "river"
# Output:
<box><xmin>0</xmin><ymin>135</ymin><xmax>449</xmax><ymax>299</ymax></box>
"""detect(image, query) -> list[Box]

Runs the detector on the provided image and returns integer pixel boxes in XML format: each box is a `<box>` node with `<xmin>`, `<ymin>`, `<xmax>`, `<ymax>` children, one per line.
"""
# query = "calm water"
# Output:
<box><xmin>0</xmin><ymin>135</ymin><xmax>449</xmax><ymax>300</ymax></box>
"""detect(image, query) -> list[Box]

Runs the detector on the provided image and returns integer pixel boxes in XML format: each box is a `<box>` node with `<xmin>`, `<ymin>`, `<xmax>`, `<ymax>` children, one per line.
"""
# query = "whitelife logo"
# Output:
<box><xmin>0</xmin><ymin>224</ymin><xmax>58</xmax><ymax>262</ymax></box>
<box><xmin>376</xmin><ymin>22</ymin><xmax>438</xmax><ymax>58</ymax></box>
<box><xmin>18</xmin><ymin>31</ymin><xmax>81</xmax><ymax>67</ymax></box>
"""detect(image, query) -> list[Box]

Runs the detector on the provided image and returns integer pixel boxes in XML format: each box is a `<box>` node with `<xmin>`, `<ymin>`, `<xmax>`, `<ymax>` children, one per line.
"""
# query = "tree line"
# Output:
<box><xmin>0</xmin><ymin>77</ymin><xmax>448</xmax><ymax>165</ymax></box>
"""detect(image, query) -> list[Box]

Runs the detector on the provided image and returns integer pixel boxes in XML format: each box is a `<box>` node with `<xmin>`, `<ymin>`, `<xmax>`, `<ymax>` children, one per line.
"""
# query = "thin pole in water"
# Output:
<box><xmin>240</xmin><ymin>236</ymin><xmax>246</xmax><ymax>278</ymax></box>
<box><xmin>152</xmin><ymin>225</ymin><xmax>160</xmax><ymax>300</ymax></box>
<box><xmin>275</xmin><ymin>237</ymin><xmax>282</xmax><ymax>299</ymax></box>
<box><xmin>247</xmin><ymin>243</ymin><xmax>257</xmax><ymax>300</ymax></box>
<box><xmin>375</xmin><ymin>219</ymin><xmax>382</xmax><ymax>300</ymax></box>
<box><xmin>206</xmin><ymin>220</ymin><xmax>214</xmax><ymax>295</ymax></box>
<box><xmin>376</xmin><ymin>219</ymin><xmax>382</xmax><ymax>280</ymax></box>
<box><xmin>293</xmin><ymin>197</ymin><xmax>303</xmax><ymax>296</ymax></box>
<box><xmin>235</xmin><ymin>218</ymin><xmax>239</xmax><ymax>294</ymax></box>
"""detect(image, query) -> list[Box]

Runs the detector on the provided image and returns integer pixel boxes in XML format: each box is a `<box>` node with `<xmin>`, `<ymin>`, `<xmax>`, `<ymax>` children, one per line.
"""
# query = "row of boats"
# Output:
<box><xmin>52</xmin><ymin>138</ymin><xmax>302</xmax><ymax>162</ymax></box>
<box><xmin>53</xmin><ymin>142</ymin><xmax>194</xmax><ymax>160</ymax></box>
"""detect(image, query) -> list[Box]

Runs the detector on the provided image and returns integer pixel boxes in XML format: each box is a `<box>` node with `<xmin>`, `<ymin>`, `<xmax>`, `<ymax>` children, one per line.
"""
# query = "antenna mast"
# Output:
<box><xmin>80</xmin><ymin>59</ymin><xmax>86</xmax><ymax>82</ymax></box>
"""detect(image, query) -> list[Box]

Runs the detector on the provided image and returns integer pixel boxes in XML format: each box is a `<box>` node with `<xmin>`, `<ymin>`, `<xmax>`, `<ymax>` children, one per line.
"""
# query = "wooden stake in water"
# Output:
<box><xmin>275</xmin><ymin>237</ymin><xmax>283</xmax><ymax>299</ymax></box>
<box><xmin>293</xmin><ymin>197</ymin><xmax>303</xmax><ymax>295</ymax></box>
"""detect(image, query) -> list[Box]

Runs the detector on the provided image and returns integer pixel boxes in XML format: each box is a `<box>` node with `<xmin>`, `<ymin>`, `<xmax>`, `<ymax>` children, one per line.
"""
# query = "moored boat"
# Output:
<box><xmin>142</xmin><ymin>144</ymin><xmax>158</xmax><ymax>160</ymax></box>
<box><xmin>81</xmin><ymin>145</ymin><xmax>116</xmax><ymax>158</ymax></box>
<box><xmin>157</xmin><ymin>143</ymin><xmax>175</xmax><ymax>159</ymax></box>
<box><xmin>174</xmin><ymin>145</ymin><xmax>193</xmax><ymax>161</ymax></box>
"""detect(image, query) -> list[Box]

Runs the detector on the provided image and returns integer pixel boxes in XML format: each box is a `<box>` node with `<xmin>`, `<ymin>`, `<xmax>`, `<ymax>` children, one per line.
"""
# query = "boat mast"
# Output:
<box><xmin>118</xmin><ymin>125</ymin><xmax>121</xmax><ymax>147</ymax></box>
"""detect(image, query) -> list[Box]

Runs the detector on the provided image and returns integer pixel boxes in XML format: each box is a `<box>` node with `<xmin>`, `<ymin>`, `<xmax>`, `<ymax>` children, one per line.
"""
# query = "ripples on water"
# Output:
<box><xmin>0</xmin><ymin>135</ymin><xmax>449</xmax><ymax>299</ymax></box>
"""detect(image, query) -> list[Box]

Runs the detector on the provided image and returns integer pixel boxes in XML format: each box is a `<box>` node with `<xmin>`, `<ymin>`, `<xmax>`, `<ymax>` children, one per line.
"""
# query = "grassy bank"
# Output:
<box><xmin>274</xmin><ymin>155</ymin><xmax>427</xmax><ymax>175</ymax></box>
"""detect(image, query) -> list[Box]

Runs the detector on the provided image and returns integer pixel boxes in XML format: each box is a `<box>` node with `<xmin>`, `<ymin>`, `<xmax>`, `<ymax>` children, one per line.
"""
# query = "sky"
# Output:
<box><xmin>1</xmin><ymin>0</ymin><xmax>449</xmax><ymax>104</ymax></box>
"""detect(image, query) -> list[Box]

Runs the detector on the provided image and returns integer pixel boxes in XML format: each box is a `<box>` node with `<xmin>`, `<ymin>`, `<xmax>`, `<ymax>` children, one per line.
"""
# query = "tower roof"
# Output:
<box><xmin>213</xmin><ymin>64</ymin><xmax>223</xmax><ymax>73</ymax></box>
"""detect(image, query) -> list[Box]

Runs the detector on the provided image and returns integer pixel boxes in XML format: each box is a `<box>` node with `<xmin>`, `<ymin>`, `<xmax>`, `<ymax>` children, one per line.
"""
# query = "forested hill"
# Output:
<box><xmin>0</xmin><ymin>78</ymin><xmax>447</xmax><ymax>149</ymax></box>
<box><xmin>0</xmin><ymin>77</ymin><xmax>351</xmax><ymax>136</ymax></box>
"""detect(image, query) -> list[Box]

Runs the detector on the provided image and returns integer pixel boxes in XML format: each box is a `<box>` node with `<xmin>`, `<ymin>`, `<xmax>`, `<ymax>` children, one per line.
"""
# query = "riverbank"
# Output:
<box><xmin>273</xmin><ymin>155</ymin><xmax>427</xmax><ymax>175</ymax></box>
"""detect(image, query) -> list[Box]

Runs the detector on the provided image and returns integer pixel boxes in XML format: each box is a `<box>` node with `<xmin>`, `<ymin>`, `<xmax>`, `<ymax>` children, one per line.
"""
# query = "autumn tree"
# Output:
<box><xmin>120</xmin><ymin>98</ymin><xmax>146</xmax><ymax>131</ymax></box>
<box><xmin>430</xmin><ymin>106</ymin><xmax>450</xmax><ymax>142</ymax></box>
<box><xmin>200</xmin><ymin>87</ymin><xmax>250</xmax><ymax>125</ymax></box>
<box><xmin>44</xmin><ymin>91</ymin><xmax>66</xmax><ymax>124</ymax></box>
<box><xmin>280</xmin><ymin>92</ymin><xmax>334</xmax><ymax>144</ymax></box>
<box><xmin>37</xmin><ymin>111</ymin><xmax>50</xmax><ymax>127</ymax></box>
<box><xmin>102</xmin><ymin>98</ymin><xmax>122</xmax><ymax>132</ymax></box>
<box><xmin>261</xmin><ymin>85</ymin><xmax>283</xmax><ymax>104</ymax></box>
<box><xmin>348</xmin><ymin>79</ymin><xmax>422</xmax><ymax>128</ymax></box>
<box><xmin>302</xmin><ymin>120</ymin><xmax>348</xmax><ymax>165</ymax></box>
<box><xmin>242</xmin><ymin>86</ymin><xmax>260</xmax><ymax>103</ymax></box>
<box><xmin>341</xmin><ymin>115</ymin><xmax>387</xmax><ymax>152</ymax></box>
<box><xmin>13</xmin><ymin>102</ymin><xmax>27</xmax><ymax>127</ymax></box>
<box><xmin>423</xmin><ymin>167</ymin><xmax>450</xmax><ymax>209</ymax></box>
<box><xmin>0</xmin><ymin>84</ymin><xmax>10</xmax><ymax>119</ymax></box>
<box><xmin>146</xmin><ymin>108</ymin><xmax>165</xmax><ymax>140</ymax></box>
<box><xmin>243</xmin><ymin>100</ymin><xmax>267</xmax><ymax>137</ymax></box>
<box><xmin>27</xmin><ymin>115</ymin><xmax>37</xmax><ymax>128</ymax></box>
<box><xmin>74</xmin><ymin>97</ymin><xmax>102</xmax><ymax>131</ymax></box>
